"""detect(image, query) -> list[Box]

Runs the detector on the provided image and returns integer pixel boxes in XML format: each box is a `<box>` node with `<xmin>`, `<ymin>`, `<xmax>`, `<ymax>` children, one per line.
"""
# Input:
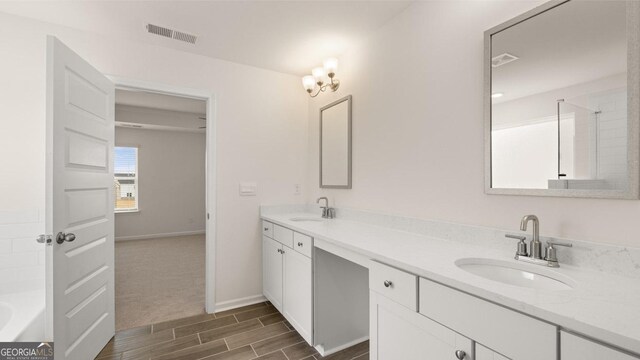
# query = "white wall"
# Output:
<box><xmin>115</xmin><ymin>124</ymin><xmax>206</xmax><ymax>240</ymax></box>
<box><xmin>0</xmin><ymin>12</ymin><xmax>308</xmax><ymax>304</ymax></box>
<box><xmin>307</xmin><ymin>1</ymin><xmax>640</xmax><ymax>248</ymax></box>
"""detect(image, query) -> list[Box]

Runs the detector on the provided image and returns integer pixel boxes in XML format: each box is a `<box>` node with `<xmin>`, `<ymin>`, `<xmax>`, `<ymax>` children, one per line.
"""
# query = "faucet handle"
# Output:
<box><xmin>544</xmin><ymin>241</ymin><xmax>572</xmax><ymax>267</ymax></box>
<box><xmin>547</xmin><ymin>240</ymin><xmax>572</xmax><ymax>248</ymax></box>
<box><xmin>505</xmin><ymin>234</ymin><xmax>528</xmax><ymax>257</ymax></box>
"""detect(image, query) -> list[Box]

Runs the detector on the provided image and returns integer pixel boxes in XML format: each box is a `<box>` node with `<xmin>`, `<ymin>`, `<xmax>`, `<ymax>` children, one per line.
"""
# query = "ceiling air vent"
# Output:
<box><xmin>491</xmin><ymin>53</ymin><xmax>519</xmax><ymax>68</ymax></box>
<box><xmin>146</xmin><ymin>24</ymin><xmax>172</xmax><ymax>38</ymax></box>
<box><xmin>173</xmin><ymin>30</ymin><xmax>197</xmax><ymax>44</ymax></box>
<box><xmin>146</xmin><ymin>23</ymin><xmax>197</xmax><ymax>44</ymax></box>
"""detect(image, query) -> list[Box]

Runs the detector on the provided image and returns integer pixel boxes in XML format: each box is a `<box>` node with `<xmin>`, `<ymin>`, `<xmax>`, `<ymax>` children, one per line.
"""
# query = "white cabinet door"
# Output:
<box><xmin>370</xmin><ymin>291</ymin><xmax>472</xmax><ymax>360</ymax></box>
<box><xmin>262</xmin><ymin>236</ymin><xmax>283</xmax><ymax>311</ymax></box>
<box><xmin>283</xmin><ymin>247</ymin><xmax>312</xmax><ymax>344</ymax></box>
<box><xmin>561</xmin><ymin>331</ymin><xmax>639</xmax><ymax>360</ymax></box>
<box><xmin>476</xmin><ymin>344</ymin><xmax>510</xmax><ymax>360</ymax></box>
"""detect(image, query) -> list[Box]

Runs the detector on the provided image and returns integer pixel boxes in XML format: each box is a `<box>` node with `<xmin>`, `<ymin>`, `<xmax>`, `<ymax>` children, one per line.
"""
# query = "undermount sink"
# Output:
<box><xmin>455</xmin><ymin>258</ymin><xmax>576</xmax><ymax>291</ymax></box>
<box><xmin>289</xmin><ymin>217</ymin><xmax>324</xmax><ymax>222</ymax></box>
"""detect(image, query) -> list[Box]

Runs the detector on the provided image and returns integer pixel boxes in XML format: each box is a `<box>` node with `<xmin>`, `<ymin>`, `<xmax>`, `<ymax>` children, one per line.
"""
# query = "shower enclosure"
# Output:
<box><xmin>553</xmin><ymin>89</ymin><xmax>628</xmax><ymax>190</ymax></box>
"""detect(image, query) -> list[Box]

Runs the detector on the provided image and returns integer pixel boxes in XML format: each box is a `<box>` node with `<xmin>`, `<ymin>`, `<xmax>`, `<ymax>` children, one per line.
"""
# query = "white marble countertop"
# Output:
<box><xmin>261</xmin><ymin>211</ymin><xmax>640</xmax><ymax>355</ymax></box>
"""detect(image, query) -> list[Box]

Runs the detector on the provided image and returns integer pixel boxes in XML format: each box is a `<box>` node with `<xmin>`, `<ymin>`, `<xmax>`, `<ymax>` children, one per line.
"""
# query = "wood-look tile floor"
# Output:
<box><xmin>96</xmin><ymin>301</ymin><xmax>369</xmax><ymax>360</ymax></box>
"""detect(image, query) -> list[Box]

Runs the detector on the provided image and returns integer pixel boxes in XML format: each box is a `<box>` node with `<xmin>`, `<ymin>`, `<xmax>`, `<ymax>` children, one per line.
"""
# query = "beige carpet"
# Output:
<box><xmin>115</xmin><ymin>234</ymin><xmax>206</xmax><ymax>330</ymax></box>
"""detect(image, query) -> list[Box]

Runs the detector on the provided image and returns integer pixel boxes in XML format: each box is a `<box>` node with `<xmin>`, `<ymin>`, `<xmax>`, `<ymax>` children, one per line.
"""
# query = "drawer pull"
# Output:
<box><xmin>383</xmin><ymin>280</ymin><xmax>393</xmax><ymax>288</ymax></box>
<box><xmin>264</xmin><ymin>227</ymin><xmax>269</xmax><ymax>231</ymax></box>
<box><xmin>455</xmin><ymin>350</ymin><xmax>466</xmax><ymax>360</ymax></box>
<box><xmin>298</xmin><ymin>242</ymin><xmax>303</xmax><ymax>246</ymax></box>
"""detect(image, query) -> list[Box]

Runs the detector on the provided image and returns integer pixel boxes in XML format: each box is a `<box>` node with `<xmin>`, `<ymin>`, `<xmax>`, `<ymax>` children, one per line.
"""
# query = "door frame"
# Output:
<box><xmin>107</xmin><ymin>75</ymin><xmax>217</xmax><ymax>313</ymax></box>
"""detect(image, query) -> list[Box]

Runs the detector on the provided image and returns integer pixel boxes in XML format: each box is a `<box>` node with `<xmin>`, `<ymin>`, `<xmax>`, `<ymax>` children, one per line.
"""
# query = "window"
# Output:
<box><xmin>114</xmin><ymin>146</ymin><xmax>138</xmax><ymax>212</ymax></box>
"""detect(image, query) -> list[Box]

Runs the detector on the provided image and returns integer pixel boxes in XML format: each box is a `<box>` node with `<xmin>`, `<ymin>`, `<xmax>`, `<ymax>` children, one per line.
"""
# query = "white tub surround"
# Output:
<box><xmin>0</xmin><ymin>286</ymin><xmax>45</xmax><ymax>342</ymax></box>
<box><xmin>0</xmin><ymin>210</ymin><xmax>46</xmax><ymax>342</ymax></box>
<box><xmin>260</xmin><ymin>205</ymin><xmax>640</xmax><ymax>356</ymax></box>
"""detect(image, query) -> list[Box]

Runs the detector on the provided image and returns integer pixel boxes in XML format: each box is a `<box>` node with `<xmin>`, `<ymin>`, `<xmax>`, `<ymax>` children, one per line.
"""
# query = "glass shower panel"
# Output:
<box><xmin>558</xmin><ymin>89</ymin><xmax>628</xmax><ymax>191</ymax></box>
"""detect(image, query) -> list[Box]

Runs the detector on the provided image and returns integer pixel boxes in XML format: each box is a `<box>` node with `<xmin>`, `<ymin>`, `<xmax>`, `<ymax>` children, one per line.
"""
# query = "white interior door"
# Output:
<box><xmin>46</xmin><ymin>36</ymin><xmax>115</xmax><ymax>360</ymax></box>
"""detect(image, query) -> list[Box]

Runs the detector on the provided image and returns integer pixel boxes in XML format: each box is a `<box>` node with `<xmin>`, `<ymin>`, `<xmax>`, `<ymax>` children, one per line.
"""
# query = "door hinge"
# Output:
<box><xmin>207</xmin><ymin>213</ymin><xmax>210</xmax><ymax>220</ymax></box>
<box><xmin>37</xmin><ymin>234</ymin><xmax>53</xmax><ymax>246</ymax></box>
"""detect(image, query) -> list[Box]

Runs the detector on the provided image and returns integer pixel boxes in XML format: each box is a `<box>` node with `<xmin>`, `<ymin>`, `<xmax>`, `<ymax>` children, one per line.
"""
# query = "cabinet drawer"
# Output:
<box><xmin>293</xmin><ymin>232</ymin><xmax>312</xmax><ymax>258</ymax></box>
<box><xmin>369</xmin><ymin>261</ymin><xmax>418</xmax><ymax>311</ymax></box>
<box><xmin>561</xmin><ymin>331</ymin><xmax>639</xmax><ymax>360</ymax></box>
<box><xmin>273</xmin><ymin>224</ymin><xmax>294</xmax><ymax>248</ymax></box>
<box><xmin>419</xmin><ymin>278</ymin><xmax>557</xmax><ymax>360</ymax></box>
<box><xmin>262</xmin><ymin>221</ymin><xmax>274</xmax><ymax>238</ymax></box>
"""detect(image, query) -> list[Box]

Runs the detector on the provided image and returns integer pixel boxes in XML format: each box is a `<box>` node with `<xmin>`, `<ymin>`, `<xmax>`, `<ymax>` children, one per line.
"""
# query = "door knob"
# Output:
<box><xmin>56</xmin><ymin>232</ymin><xmax>76</xmax><ymax>244</ymax></box>
<box><xmin>36</xmin><ymin>235</ymin><xmax>52</xmax><ymax>245</ymax></box>
<box><xmin>455</xmin><ymin>350</ymin><xmax>466</xmax><ymax>359</ymax></box>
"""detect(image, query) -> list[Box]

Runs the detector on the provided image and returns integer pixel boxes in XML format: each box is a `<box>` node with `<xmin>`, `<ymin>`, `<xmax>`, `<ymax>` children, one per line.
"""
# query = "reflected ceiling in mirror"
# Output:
<box><xmin>485</xmin><ymin>0</ymin><xmax>639</xmax><ymax>198</ymax></box>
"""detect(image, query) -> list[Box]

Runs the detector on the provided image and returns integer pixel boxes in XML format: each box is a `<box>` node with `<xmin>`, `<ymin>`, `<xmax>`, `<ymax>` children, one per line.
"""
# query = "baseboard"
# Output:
<box><xmin>315</xmin><ymin>336</ymin><xmax>370</xmax><ymax>357</ymax></box>
<box><xmin>214</xmin><ymin>294</ymin><xmax>267</xmax><ymax>313</ymax></box>
<box><xmin>115</xmin><ymin>230</ymin><xmax>205</xmax><ymax>241</ymax></box>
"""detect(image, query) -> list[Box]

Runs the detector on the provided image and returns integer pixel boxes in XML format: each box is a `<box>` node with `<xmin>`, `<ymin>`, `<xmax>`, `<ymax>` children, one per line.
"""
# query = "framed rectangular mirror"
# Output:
<box><xmin>485</xmin><ymin>0</ymin><xmax>639</xmax><ymax>199</ymax></box>
<box><xmin>320</xmin><ymin>95</ymin><xmax>352</xmax><ymax>189</ymax></box>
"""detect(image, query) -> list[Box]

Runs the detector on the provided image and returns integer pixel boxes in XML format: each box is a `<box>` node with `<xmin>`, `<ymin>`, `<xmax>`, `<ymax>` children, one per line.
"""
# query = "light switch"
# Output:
<box><xmin>239</xmin><ymin>182</ymin><xmax>257</xmax><ymax>196</ymax></box>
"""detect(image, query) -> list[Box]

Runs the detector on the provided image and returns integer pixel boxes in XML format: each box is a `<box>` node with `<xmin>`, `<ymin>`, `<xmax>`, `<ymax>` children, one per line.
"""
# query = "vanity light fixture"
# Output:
<box><xmin>491</xmin><ymin>92</ymin><xmax>504</xmax><ymax>98</ymax></box>
<box><xmin>302</xmin><ymin>58</ymin><xmax>340</xmax><ymax>97</ymax></box>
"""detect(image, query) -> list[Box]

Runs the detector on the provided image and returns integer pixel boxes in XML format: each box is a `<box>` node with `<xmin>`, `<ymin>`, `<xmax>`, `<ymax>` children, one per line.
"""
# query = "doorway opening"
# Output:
<box><xmin>113</xmin><ymin>87</ymin><xmax>210</xmax><ymax>330</ymax></box>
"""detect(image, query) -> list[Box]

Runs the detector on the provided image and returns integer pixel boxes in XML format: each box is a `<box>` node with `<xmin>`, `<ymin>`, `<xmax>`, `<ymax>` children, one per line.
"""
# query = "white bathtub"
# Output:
<box><xmin>0</xmin><ymin>287</ymin><xmax>45</xmax><ymax>341</ymax></box>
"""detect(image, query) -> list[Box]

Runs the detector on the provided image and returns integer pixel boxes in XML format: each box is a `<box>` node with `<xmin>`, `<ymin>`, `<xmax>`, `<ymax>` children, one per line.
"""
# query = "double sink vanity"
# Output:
<box><xmin>260</xmin><ymin>204</ymin><xmax>640</xmax><ymax>360</ymax></box>
<box><xmin>262</xmin><ymin>1</ymin><xmax>640</xmax><ymax>359</ymax></box>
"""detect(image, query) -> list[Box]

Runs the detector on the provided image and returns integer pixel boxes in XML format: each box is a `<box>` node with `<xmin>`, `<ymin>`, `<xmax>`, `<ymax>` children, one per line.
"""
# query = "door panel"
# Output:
<box><xmin>46</xmin><ymin>36</ymin><xmax>115</xmax><ymax>360</ymax></box>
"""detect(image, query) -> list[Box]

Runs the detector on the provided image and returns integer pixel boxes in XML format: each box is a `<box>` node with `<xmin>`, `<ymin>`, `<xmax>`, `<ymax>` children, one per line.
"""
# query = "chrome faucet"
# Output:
<box><xmin>520</xmin><ymin>215</ymin><xmax>541</xmax><ymax>259</ymax></box>
<box><xmin>506</xmin><ymin>214</ymin><xmax>572</xmax><ymax>267</ymax></box>
<box><xmin>316</xmin><ymin>197</ymin><xmax>335</xmax><ymax>219</ymax></box>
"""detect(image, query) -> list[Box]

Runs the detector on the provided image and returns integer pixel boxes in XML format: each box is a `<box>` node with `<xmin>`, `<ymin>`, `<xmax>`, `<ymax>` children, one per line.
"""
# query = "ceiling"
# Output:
<box><xmin>116</xmin><ymin>89</ymin><xmax>206</xmax><ymax>114</ymax></box>
<box><xmin>0</xmin><ymin>0</ymin><xmax>412</xmax><ymax>76</ymax></box>
<box><xmin>491</xmin><ymin>0</ymin><xmax>626</xmax><ymax>103</ymax></box>
<box><xmin>115</xmin><ymin>89</ymin><xmax>206</xmax><ymax>132</ymax></box>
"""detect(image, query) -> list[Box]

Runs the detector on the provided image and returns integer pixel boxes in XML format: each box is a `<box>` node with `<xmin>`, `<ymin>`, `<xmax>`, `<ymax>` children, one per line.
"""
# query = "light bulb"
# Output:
<box><xmin>302</xmin><ymin>75</ymin><xmax>316</xmax><ymax>92</ymax></box>
<box><xmin>312</xmin><ymin>67</ymin><xmax>326</xmax><ymax>84</ymax></box>
<box><xmin>323</xmin><ymin>58</ymin><xmax>338</xmax><ymax>77</ymax></box>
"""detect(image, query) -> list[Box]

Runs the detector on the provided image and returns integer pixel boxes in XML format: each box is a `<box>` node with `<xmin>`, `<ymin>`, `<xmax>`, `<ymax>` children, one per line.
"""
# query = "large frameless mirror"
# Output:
<box><xmin>485</xmin><ymin>0</ymin><xmax>639</xmax><ymax>198</ymax></box>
